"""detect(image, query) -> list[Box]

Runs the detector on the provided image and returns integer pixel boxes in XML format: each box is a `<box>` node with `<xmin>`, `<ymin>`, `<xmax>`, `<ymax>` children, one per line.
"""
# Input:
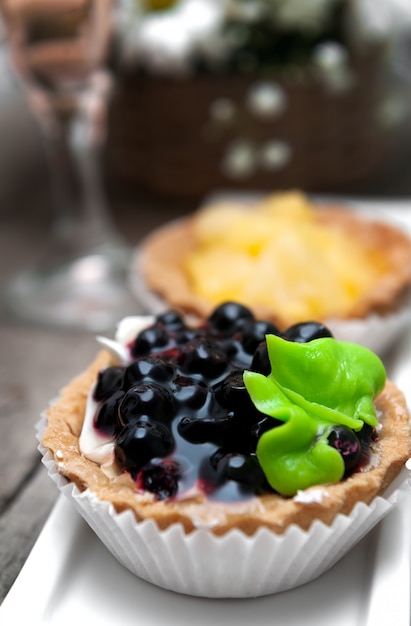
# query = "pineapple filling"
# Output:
<box><xmin>184</xmin><ymin>192</ymin><xmax>387</xmax><ymax>324</ymax></box>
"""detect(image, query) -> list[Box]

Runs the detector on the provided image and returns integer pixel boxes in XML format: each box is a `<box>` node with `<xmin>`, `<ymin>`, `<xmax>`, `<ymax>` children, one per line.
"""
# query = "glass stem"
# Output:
<box><xmin>30</xmin><ymin>74</ymin><xmax>118</xmax><ymax>258</ymax></box>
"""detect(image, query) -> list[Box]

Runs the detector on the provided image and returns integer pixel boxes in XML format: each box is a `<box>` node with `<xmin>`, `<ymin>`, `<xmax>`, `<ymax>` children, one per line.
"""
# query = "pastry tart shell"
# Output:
<box><xmin>38</xmin><ymin>344</ymin><xmax>411</xmax><ymax>596</ymax></box>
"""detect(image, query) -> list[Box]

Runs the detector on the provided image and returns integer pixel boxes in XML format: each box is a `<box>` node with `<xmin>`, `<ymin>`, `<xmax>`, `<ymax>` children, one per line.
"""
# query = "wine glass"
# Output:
<box><xmin>0</xmin><ymin>0</ymin><xmax>136</xmax><ymax>332</ymax></box>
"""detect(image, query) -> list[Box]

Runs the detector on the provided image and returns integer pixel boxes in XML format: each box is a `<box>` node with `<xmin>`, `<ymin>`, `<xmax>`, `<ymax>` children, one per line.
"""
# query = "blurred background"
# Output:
<box><xmin>1</xmin><ymin>0</ymin><xmax>411</xmax><ymax>212</ymax></box>
<box><xmin>104</xmin><ymin>0</ymin><xmax>411</xmax><ymax>200</ymax></box>
<box><xmin>1</xmin><ymin>0</ymin><xmax>411</xmax><ymax>325</ymax></box>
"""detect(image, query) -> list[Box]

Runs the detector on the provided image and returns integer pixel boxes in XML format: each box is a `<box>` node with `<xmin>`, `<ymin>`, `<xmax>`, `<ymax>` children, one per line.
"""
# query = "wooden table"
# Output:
<box><xmin>1</xmin><ymin>104</ymin><xmax>411</xmax><ymax>608</ymax></box>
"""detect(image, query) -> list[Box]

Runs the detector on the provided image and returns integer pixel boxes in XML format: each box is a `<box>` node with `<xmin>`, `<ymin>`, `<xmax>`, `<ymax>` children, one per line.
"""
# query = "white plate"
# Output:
<box><xmin>2</xmin><ymin>196</ymin><xmax>411</xmax><ymax>625</ymax></box>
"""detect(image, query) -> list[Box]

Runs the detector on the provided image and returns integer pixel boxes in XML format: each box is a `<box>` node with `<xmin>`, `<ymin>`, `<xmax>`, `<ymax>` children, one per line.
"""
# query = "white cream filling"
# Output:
<box><xmin>115</xmin><ymin>315</ymin><xmax>155</xmax><ymax>347</ymax></box>
<box><xmin>79</xmin><ymin>316</ymin><xmax>153</xmax><ymax>465</ymax></box>
<box><xmin>79</xmin><ymin>388</ymin><xmax>115</xmax><ymax>464</ymax></box>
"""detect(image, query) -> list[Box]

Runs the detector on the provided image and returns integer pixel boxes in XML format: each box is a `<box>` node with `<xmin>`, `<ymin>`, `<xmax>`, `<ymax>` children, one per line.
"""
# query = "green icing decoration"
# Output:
<box><xmin>243</xmin><ymin>335</ymin><xmax>386</xmax><ymax>496</ymax></box>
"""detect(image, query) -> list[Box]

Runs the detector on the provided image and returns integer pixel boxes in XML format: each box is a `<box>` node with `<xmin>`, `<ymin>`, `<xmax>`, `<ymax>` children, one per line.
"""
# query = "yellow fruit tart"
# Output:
<box><xmin>135</xmin><ymin>192</ymin><xmax>411</xmax><ymax>353</ymax></box>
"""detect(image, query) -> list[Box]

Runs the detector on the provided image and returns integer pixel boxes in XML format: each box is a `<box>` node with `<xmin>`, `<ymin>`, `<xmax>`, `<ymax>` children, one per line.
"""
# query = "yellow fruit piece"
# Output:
<box><xmin>185</xmin><ymin>192</ymin><xmax>384</xmax><ymax>323</ymax></box>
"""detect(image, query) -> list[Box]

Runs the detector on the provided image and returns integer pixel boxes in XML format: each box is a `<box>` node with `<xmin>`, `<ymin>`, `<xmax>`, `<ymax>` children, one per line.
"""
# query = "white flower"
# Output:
<box><xmin>120</xmin><ymin>0</ymin><xmax>224</xmax><ymax>74</ymax></box>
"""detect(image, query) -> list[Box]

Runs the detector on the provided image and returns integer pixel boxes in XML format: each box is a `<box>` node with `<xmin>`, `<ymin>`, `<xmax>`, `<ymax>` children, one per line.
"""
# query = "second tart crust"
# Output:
<box><xmin>137</xmin><ymin>205</ymin><xmax>411</xmax><ymax>330</ymax></box>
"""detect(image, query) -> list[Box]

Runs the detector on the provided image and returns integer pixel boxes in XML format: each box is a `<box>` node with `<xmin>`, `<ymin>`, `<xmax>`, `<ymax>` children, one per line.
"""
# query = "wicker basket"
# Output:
<box><xmin>103</xmin><ymin>48</ymin><xmax>392</xmax><ymax>200</ymax></box>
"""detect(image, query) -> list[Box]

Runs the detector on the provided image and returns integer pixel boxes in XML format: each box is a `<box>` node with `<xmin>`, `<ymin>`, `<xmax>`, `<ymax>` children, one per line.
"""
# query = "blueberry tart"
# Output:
<box><xmin>39</xmin><ymin>302</ymin><xmax>411</xmax><ymax>597</ymax></box>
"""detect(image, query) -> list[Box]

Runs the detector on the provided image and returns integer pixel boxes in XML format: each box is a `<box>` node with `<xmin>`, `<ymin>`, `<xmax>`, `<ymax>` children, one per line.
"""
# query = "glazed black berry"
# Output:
<box><xmin>139</xmin><ymin>462</ymin><xmax>180</xmax><ymax>500</ymax></box>
<box><xmin>119</xmin><ymin>383</ymin><xmax>176</xmax><ymax>426</ymax></box>
<box><xmin>95</xmin><ymin>389</ymin><xmax>125</xmax><ymax>436</ymax></box>
<box><xmin>208</xmin><ymin>301</ymin><xmax>254</xmax><ymax>336</ymax></box>
<box><xmin>93</xmin><ymin>366</ymin><xmax>124</xmax><ymax>402</ymax></box>
<box><xmin>178</xmin><ymin>415</ymin><xmax>229</xmax><ymax>446</ymax></box>
<box><xmin>249</xmin><ymin>341</ymin><xmax>271</xmax><ymax>375</ymax></box>
<box><xmin>155</xmin><ymin>310</ymin><xmax>186</xmax><ymax>332</ymax></box>
<box><xmin>198</xmin><ymin>449</ymin><xmax>228</xmax><ymax>491</ymax></box>
<box><xmin>173</xmin><ymin>376</ymin><xmax>209</xmax><ymax>411</ymax></box>
<box><xmin>213</xmin><ymin>370</ymin><xmax>256</xmax><ymax>415</ymax></box>
<box><xmin>225</xmin><ymin>453</ymin><xmax>266</xmax><ymax>489</ymax></box>
<box><xmin>357</xmin><ymin>423</ymin><xmax>377</xmax><ymax>469</ymax></box>
<box><xmin>115</xmin><ymin>419</ymin><xmax>174</xmax><ymax>474</ymax></box>
<box><xmin>282</xmin><ymin>321</ymin><xmax>333</xmax><ymax>343</ymax></box>
<box><xmin>175</xmin><ymin>327</ymin><xmax>205</xmax><ymax>346</ymax></box>
<box><xmin>178</xmin><ymin>410</ymin><xmax>258</xmax><ymax>453</ymax></box>
<box><xmin>327</xmin><ymin>426</ymin><xmax>362</xmax><ymax>473</ymax></box>
<box><xmin>131</xmin><ymin>325</ymin><xmax>170</xmax><ymax>357</ymax></box>
<box><xmin>177</xmin><ymin>338</ymin><xmax>228</xmax><ymax>380</ymax></box>
<box><xmin>122</xmin><ymin>357</ymin><xmax>175</xmax><ymax>388</ymax></box>
<box><xmin>239</xmin><ymin>320</ymin><xmax>280</xmax><ymax>354</ymax></box>
<box><xmin>198</xmin><ymin>450</ymin><xmax>266</xmax><ymax>500</ymax></box>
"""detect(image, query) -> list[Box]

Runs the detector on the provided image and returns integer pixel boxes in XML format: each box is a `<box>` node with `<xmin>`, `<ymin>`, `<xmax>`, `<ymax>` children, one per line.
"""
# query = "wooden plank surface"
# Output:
<box><xmin>0</xmin><ymin>325</ymin><xmax>98</xmax><ymax>508</ymax></box>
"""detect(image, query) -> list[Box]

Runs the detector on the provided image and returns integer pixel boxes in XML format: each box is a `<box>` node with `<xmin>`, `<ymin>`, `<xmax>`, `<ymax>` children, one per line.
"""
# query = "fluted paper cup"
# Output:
<box><xmin>326</xmin><ymin>304</ymin><xmax>411</xmax><ymax>356</ymax></box>
<box><xmin>36</xmin><ymin>415</ymin><xmax>411</xmax><ymax>598</ymax></box>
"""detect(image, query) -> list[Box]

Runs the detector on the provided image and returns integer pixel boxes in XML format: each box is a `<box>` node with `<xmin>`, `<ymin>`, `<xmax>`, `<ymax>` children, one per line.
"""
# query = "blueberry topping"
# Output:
<box><xmin>177</xmin><ymin>338</ymin><xmax>228</xmax><ymax>380</ymax></box>
<box><xmin>178</xmin><ymin>409</ymin><xmax>259</xmax><ymax>453</ymax></box>
<box><xmin>198</xmin><ymin>449</ymin><xmax>228</xmax><ymax>490</ymax></box>
<box><xmin>131</xmin><ymin>325</ymin><xmax>170</xmax><ymax>357</ymax></box>
<box><xmin>225</xmin><ymin>453</ymin><xmax>266</xmax><ymax>489</ymax></box>
<box><xmin>92</xmin><ymin>302</ymin><xmax>368</xmax><ymax>503</ymax></box>
<box><xmin>239</xmin><ymin>320</ymin><xmax>280</xmax><ymax>354</ymax></box>
<box><xmin>282</xmin><ymin>321</ymin><xmax>333</xmax><ymax>343</ymax></box>
<box><xmin>249</xmin><ymin>340</ymin><xmax>271</xmax><ymax>375</ymax></box>
<box><xmin>115</xmin><ymin>419</ymin><xmax>174</xmax><ymax>474</ymax></box>
<box><xmin>122</xmin><ymin>357</ymin><xmax>175</xmax><ymax>388</ymax></box>
<box><xmin>155</xmin><ymin>310</ymin><xmax>186</xmax><ymax>332</ymax></box>
<box><xmin>94</xmin><ymin>389</ymin><xmax>125</xmax><ymax>436</ymax></box>
<box><xmin>93</xmin><ymin>366</ymin><xmax>125</xmax><ymax>402</ymax></box>
<box><xmin>175</xmin><ymin>328</ymin><xmax>204</xmax><ymax>346</ymax></box>
<box><xmin>357</xmin><ymin>423</ymin><xmax>377</xmax><ymax>468</ymax></box>
<box><xmin>118</xmin><ymin>383</ymin><xmax>176</xmax><ymax>426</ymax></box>
<box><xmin>178</xmin><ymin>415</ymin><xmax>229</xmax><ymax>446</ymax></box>
<box><xmin>198</xmin><ymin>450</ymin><xmax>266</xmax><ymax>499</ymax></box>
<box><xmin>213</xmin><ymin>370</ymin><xmax>256</xmax><ymax>415</ymax></box>
<box><xmin>327</xmin><ymin>426</ymin><xmax>362</xmax><ymax>473</ymax></box>
<box><xmin>173</xmin><ymin>376</ymin><xmax>209</xmax><ymax>411</ymax></box>
<box><xmin>138</xmin><ymin>462</ymin><xmax>180</xmax><ymax>499</ymax></box>
<box><xmin>208</xmin><ymin>301</ymin><xmax>254</xmax><ymax>336</ymax></box>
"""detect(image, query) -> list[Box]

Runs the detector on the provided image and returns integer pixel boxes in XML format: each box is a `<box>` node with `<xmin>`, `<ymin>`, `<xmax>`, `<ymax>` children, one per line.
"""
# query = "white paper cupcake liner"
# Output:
<box><xmin>326</xmin><ymin>304</ymin><xmax>411</xmax><ymax>356</ymax></box>
<box><xmin>36</xmin><ymin>415</ymin><xmax>411</xmax><ymax>598</ymax></box>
